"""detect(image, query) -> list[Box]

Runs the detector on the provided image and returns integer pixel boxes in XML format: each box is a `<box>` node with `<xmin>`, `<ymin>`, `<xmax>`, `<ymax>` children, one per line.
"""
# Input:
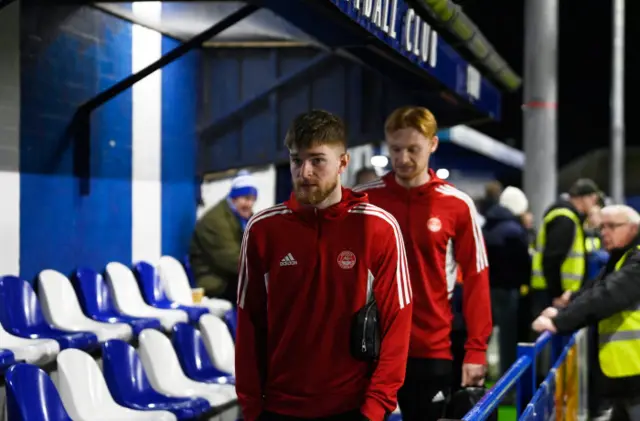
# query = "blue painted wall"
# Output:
<box><xmin>18</xmin><ymin>4</ymin><xmax>199</xmax><ymax>280</ymax></box>
<box><xmin>20</xmin><ymin>5</ymin><xmax>134</xmax><ymax>281</ymax></box>
<box><xmin>161</xmin><ymin>36</ymin><xmax>200</xmax><ymax>259</ymax></box>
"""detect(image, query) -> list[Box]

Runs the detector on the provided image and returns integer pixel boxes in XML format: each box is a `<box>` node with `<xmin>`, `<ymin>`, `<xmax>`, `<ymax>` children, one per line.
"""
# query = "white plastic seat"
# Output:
<box><xmin>199</xmin><ymin>314</ymin><xmax>235</xmax><ymax>376</ymax></box>
<box><xmin>56</xmin><ymin>348</ymin><xmax>177</xmax><ymax>421</ymax></box>
<box><xmin>138</xmin><ymin>328</ymin><xmax>237</xmax><ymax>410</ymax></box>
<box><xmin>105</xmin><ymin>262</ymin><xmax>188</xmax><ymax>332</ymax></box>
<box><xmin>0</xmin><ymin>321</ymin><xmax>59</xmax><ymax>365</ymax></box>
<box><xmin>158</xmin><ymin>256</ymin><xmax>233</xmax><ymax>317</ymax></box>
<box><xmin>38</xmin><ymin>269</ymin><xmax>132</xmax><ymax>343</ymax></box>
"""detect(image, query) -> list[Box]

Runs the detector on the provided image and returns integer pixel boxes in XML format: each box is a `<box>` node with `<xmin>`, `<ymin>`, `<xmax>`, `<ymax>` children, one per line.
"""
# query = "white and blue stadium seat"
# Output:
<box><xmin>133</xmin><ymin>261</ymin><xmax>209</xmax><ymax>323</ymax></box>
<box><xmin>56</xmin><ymin>348</ymin><xmax>177</xmax><ymax>421</ymax></box>
<box><xmin>101</xmin><ymin>339</ymin><xmax>211</xmax><ymax>420</ymax></box>
<box><xmin>0</xmin><ymin>276</ymin><xmax>98</xmax><ymax>351</ymax></box>
<box><xmin>104</xmin><ymin>262</ymin><xmax>188</xmax><ymax>332</ymax></box>
<box><xmin>37</xmin><ymin>269</ymin><xmax>132</xmax><ymax>343</ymax></box>
<box><xmin>0</xmin><ymin>321</ymin><xmax>59</xmax><ymax>366</ymax></box>
<box><xmin>73</xmin><ymin>267</ymin><xmax>163</xmax><ymax>337</ymax></box>
<box><xmin>4</xmin><ymin>363</ymin><xmax>73</xmax><ymax>421</ymax></box>
<box><xmin>171</xmin><ymin>322</ymin><xmax>234</xmax><ymax>385</ymax></box>
<box><xmin>137</xmin><ymin>328</ymin><xmax>238</xmax><ymax>413</ymax></box>
<box><xmin>157</xmin><ymin>255</ymin><xmax>233</xmax><ymax>317</ymax></box>
<box><xmin>0</xmin><ymin>348</ymin><xmax>15</xmax><ymax>374</ymax></box>
<box><xmin>222</xmin><ymin>308</ymin><xmax>237</xmax><ymax>341</ymax></box>
<box><xmin>199</xmin><ymin>314</ymin><xmax>236</xmax><ymax>376</ymax></box>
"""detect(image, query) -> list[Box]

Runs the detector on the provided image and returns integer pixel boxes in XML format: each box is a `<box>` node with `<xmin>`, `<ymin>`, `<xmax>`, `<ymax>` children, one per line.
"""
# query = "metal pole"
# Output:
<box><xmin>610</xmin><ymin>0</ymin><xmax>625</xmax><ymax>204</ymax></box>
<box><xmin>523</xmin><ymin>0</ymin><xmax>559</xmax><ymax>224</ymax></box>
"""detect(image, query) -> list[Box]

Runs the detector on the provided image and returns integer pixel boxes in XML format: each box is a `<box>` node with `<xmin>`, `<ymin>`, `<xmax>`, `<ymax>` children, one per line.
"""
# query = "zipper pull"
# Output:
<box><xmin>362</xmin><ymin>343</ymin><xmax>367</xmax><ymax>352</ymax></box>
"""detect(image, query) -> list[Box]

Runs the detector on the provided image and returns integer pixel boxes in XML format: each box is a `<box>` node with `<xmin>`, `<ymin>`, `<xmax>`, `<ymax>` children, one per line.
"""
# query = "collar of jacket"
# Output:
<box><xmin>382</xmin><ymin>168</ymin><xmax>450</xmax><ymax>198</ymax></box>
<box><xmin>603</xmin><ymin>233</ymin><xmax>640</xmax><ymax>275</ymax></box>
<box><xmin>285</xmin><ymin>187</ymin><xmax>368</xmax><ymax>222</ymax></box>
<box><xmin>556</xmin><ymin>199</ymin><xmax>587</xmax><ymax>223</ymax></box>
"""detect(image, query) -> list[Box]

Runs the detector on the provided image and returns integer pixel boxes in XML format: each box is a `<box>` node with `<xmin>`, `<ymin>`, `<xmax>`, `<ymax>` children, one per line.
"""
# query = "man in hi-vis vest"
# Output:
<box><xmin>530</xmin><ymin>179</ymin><xmax>602</xmax><ymax>317</ymax></box>
<box><xmin>533</xmin><ymin>205</ymin><xmax>640</xmax><ymax>421</ymax></box>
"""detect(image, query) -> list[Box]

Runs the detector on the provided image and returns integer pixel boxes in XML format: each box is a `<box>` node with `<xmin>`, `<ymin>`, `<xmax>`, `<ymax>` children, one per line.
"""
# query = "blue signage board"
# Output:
<box><xmin>327</xmin><ymin>0</ymin><xmax>501</xmax><ymax>120</ymax></box>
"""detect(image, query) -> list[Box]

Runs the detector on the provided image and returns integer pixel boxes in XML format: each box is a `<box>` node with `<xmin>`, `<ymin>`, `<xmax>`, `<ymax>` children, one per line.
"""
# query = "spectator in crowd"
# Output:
<box><xmin>520</xmin><ymin>211</ymin><xmax>536</xmax><ymax>251</ymax></box>
<box><xmin>189</xmin><ymin>171</ymin><xmax>257</xmax><ymax>303</ymax></box>
<box><xmin>585</xmin><ymin>202</ymin><xmax>604</xmax><ymax>253</ymax></box>
<box><xmin>533</xmin><ymin>205</ymin><xmax>640</xmax><ymax>421</ymax></box>
<box><xmin>355</xmin><ymin>167</ymin><xmax>378</xmax><ymax>185</ymax></box>
<box><xmin>530</xmin><ymin>178</ymin><xmax>602</xmax><ymax>317</ymax></box>
<box><xmin>482</xmin><ymin>186</ymin><xmax>531</xmax><ymax>380</ymax></box>
<box><xmin>476</xmin><ymin>181</ymin><xmax>503</xmax><ymax>216</ymax></box>
<box><xmin>235</xmin><ymin>110</ymin><xmax>412</xmax><ymax>421</ymax></box>
<box><xmin>355</xmin><ymin>106</ymin><xmax>491</xmax><ymax>421</ymax></box>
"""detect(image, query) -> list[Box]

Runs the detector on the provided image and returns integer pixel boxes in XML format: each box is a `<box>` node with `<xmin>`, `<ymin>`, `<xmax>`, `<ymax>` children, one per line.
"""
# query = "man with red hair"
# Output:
<box><xmin>355</xmin><ymin>106</ymin><xmax>492</xmax><ymax>421</ymax></box>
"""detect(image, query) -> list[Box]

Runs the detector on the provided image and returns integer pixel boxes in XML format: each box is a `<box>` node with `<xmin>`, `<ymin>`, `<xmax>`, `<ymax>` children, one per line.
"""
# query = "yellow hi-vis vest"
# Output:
<box><xmin>599</xmin><ymin>245</ymin><xmax>640</xmax><ymax>378</ymax></box>
<box><xmin>586</xmin><ymin>236</ymin><xmax>602</xmax><ymax>253</ymax></box>
<box><xmin>531</xmin><ymin>208</ymin><xmax>586</xmax><ymax>292</ymax></box>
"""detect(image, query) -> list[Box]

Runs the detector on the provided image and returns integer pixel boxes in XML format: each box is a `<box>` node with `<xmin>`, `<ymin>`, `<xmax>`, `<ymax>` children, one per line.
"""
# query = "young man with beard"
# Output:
<box><xmin>235</xmin><ymin>110</ymin><xmax>413</xmax><ymax>421</ymax></box>
<box><xmin>354</xmin><ymin>106</ymin><xmax>492</xmax><ymax>421</ymax></box>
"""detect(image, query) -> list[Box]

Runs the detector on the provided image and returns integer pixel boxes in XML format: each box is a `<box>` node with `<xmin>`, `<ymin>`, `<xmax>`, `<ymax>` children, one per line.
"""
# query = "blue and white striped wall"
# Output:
<box><xmin>0</xmin><ymin>2</ymin><xmax>199</xmax><ymax>280</ymax></box>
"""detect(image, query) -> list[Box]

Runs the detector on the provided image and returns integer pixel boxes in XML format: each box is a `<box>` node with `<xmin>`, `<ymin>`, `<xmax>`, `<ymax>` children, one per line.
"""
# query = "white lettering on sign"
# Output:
<box><xmin>403</xmin><ymin>8</ymin><xmax>438</xmax><ymax>68</ymax></box>
<box><xmin>341</xmin><ymin>0</ymin><xmax>441</xmax><ymax>60</ymax></box>
<box><xmin>466</xmin><ymin>65</ymin><xmax>481</xmax><ymax>99</ymax></box>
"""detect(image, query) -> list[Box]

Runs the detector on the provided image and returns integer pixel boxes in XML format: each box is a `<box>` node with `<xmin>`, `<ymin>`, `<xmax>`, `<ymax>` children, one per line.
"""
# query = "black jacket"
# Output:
<box><xmin>483</xmin><ymin>205</ymin><xmax>531</xmax><ymax>290</ymax></box>
<box><xmin>553</xmin><ymin>235</ymin><xmax>640</xmax><ymax>398</ymax></box>
<box><xmin>540</xmin><ymin>201</ymin><xmax>587</xmax><ymax>299</ymax></box>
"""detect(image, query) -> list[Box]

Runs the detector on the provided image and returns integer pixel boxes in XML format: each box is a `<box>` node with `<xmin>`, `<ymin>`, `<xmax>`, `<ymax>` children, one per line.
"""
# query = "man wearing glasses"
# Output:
<box><xmin>533</xmin><ymin>205</ymin><xmax>640</xmax><ymax>421</ymax></box>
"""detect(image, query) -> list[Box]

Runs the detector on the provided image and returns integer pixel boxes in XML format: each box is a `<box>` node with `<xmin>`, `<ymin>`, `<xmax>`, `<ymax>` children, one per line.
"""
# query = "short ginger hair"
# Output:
<box><xmin>384</xmin><ymin>106</ymin><xmax>438</xmax><ymax>138</ymax></box>
<box><xmin>284</xmin><ymin>110</ymin><xmax>347</xmax><ymax>151</ymax></box>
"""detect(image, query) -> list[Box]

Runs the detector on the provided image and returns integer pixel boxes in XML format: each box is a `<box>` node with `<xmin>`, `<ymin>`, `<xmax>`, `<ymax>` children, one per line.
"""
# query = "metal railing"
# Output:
<box><xmin>461</xmin><ymin>329</ymin><xmax>587</xmax><ymax>421</ymax></box>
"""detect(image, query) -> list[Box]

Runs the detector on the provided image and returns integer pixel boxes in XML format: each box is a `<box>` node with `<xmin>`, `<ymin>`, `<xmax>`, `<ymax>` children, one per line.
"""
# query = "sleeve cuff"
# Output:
<box><xmin>463</xmin><ymin>350</ymin><xmax>487</xmax><ymax>365</ymax></box>
<box><xmin>361</xmin><ymin>398</ymin><xmax>387</xmax><ymax>421</ymax></box>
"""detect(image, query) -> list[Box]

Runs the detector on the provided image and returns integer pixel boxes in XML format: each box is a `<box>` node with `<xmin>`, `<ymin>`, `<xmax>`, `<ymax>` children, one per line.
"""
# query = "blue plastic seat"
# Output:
<box><xmin>0</xmin><ymin>276</ymin><xmax>98</xmax><ymax>351</ymax></box>
<box><xmin>171</xmin><ymin>322</ymin><xmax>234</xmax><ymax>385</ymax></box>
<box><xmin>223</xmin><ymin>308</ymin><xmax>237</xmax><ymax>341</ymax></box>
<box><xmin>73</xmin><ymin>267</ymin><xmax>162</xmax><ymax>336</ymax></box>
<box><xmin>0</xmin><ymin>348</ymin><xmax>16</xmax><ymax>373</ymax></box>
<box><xmin>5</xmin><ymin>363</ymin><xmax>73</xmax><ymax>421</ymax></box>
<box><xmin>133</xmin><ymin>262</ymin><xmax>209</xmax><ymax>323</ymax></box>
<box><xmin>101</xmin><ymin>339</ymin><xmax>211</xmax><ymax>420</ymax></box>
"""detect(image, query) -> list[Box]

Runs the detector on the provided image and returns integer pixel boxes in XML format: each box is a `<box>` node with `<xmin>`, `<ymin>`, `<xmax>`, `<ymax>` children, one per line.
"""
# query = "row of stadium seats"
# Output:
<box><xmin>0</xmin><ymin>256</ymin><xmax>238</xmax><ymax>421</ymax></box>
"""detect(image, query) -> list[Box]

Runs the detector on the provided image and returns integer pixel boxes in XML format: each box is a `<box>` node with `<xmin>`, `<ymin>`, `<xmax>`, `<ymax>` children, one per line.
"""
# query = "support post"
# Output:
<box><xmin>610</xmin><ymin>0</ymin><xmax>625</xmax><ymax>204</ymax></box>
<box><xmin>522</xmin><ymin>0</ymin><xmax>558</xmax><ymax>224</ymax></box>
<box><xmin>73</xmin><ymin>4</ymin><xmax>260</xmax><ymax>195</ymax></box>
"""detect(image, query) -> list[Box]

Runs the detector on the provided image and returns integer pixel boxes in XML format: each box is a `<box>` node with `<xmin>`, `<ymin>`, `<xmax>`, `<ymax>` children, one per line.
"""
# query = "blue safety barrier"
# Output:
<box><xmin>461</xmin><ymin>329</ymin><xmax>587</xmax><ymax>421</ymax></box>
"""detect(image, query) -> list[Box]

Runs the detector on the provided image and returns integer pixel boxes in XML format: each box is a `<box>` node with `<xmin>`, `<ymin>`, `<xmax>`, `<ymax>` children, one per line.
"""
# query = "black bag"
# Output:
<box><xmin>350</xmin><ymin>299</ymin><xmax>381</xmax><ymax>361</ymax></box>
<box><xmin>445</xmin><ymin>386</ymin><xmax>497</xmax><ymax>421</ymax></box>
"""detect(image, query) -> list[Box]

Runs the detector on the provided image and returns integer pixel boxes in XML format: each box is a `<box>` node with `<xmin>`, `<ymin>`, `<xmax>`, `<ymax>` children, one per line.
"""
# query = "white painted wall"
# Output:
<box><xmin>131</xmin><ymin>2</ymin><xmax>163</xmax><ymax>264</ymax></box>
<box><xmin>0</xmin><ymin>1</ymin><xmax>21</xmax><ymax>276</ymax></box>
<box><xmin>198</xmin><ymin>166</ymin><xmax>277</xmax><ymax>219</ymax></box>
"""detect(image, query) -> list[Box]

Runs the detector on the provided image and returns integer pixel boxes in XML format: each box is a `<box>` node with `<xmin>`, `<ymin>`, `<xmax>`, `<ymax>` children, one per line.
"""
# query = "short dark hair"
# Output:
<box><xmin>284</xmin><ymin>110</ymin><xmax>347</xmax><ymax>151</ymax></box>
<box><xmin>355</xmin><ymin>167</ymin><xmax>377</xmax><ymax>184</ymax></box>
<box><xmin>485</xmin><ymin>181</ymin><xmax>503</xmax><ymax>200</ymax></box>
<box><xmin>569</xmin><ymin>178</ymin><xmax>602</xmax><ymax>198</ymax></box>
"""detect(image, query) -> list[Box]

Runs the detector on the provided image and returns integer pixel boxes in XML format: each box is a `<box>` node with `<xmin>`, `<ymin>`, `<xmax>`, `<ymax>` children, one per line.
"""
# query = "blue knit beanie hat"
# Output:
<box><xmin>229</xmin><ymin>170</ymin><xmax>258</xmax><ymax>199</ymax></box>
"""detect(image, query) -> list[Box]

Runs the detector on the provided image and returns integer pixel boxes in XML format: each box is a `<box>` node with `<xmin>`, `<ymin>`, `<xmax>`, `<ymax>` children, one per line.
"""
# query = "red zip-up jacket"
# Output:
<box><xmin>235</xmin><ymin>188</ymin><xmax>412</xmax><ymax>421</ymax></box>
<box><xmin>355</xmin><ymin>171</ymin><xmax>491</xmax><ymax>365</ymax></box>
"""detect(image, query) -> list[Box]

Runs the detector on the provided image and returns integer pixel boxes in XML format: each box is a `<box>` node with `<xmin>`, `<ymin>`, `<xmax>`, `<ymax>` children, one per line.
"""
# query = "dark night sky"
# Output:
<box><xmin>459</xmin><ymin>0</ymin><xmax>638</xmax><ymax>168</ymax></box>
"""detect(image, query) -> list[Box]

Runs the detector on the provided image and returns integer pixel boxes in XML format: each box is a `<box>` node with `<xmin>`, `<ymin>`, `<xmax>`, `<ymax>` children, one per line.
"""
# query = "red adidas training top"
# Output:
<box><xmin>355</xmin><ymin>170</ymin><xmax>492</xmax><ymax>365</ymax></box>
<box><xmin>235</xmin><ymin>188</ymin><xmax>412</xmax><ymax>421</ymax></box>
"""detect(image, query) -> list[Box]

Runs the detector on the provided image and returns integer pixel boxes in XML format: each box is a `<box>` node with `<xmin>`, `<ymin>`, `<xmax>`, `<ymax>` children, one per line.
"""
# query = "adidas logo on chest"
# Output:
<box><xmin>280</xmin><ymin>253</ymin><xmax>298</xmax><ymax>266</ymax></box>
